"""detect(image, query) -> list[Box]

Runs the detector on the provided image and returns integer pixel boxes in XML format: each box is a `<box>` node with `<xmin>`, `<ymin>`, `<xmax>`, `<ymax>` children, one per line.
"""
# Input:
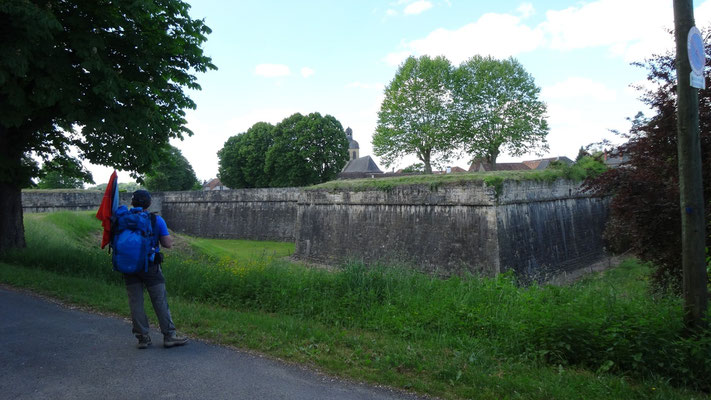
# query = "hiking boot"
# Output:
<box><xmin>137</xmin><ymin>335</ymin><xmax>152</xmax><ymax>349</ymax></box>
<box><xmin>163</xmin><ymin>334</ymin><xmax>188</xmax><ymax>348</ymax></box>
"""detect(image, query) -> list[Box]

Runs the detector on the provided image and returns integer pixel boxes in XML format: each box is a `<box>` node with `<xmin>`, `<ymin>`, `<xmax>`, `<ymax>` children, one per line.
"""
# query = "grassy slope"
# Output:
<box><xmin>308</xmin><ymin>168</ymin><xmax>585</xmax><ymax>192</ymax></box>
<box><xmin>0</xmin><ymin>212</ymin><xmax>706</xmax><ymax>400</ymax></box>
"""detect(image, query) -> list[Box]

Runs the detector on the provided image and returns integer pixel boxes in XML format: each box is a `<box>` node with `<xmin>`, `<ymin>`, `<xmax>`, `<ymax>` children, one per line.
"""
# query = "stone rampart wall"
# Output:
<box><xmin>21</xmin><ymin>181</ymin><xmax>609</xmax><ymax>281</ymax></box>
<box><xmin>160</xmin><ymin>189</ymin><xmax>300</xmax><ymax>241</ymax></box>
<box><xmin>22</xmin><ymin>191</ymin><xmax>141</xmax><ymax>213</ymax></box>
<box><xmin>293</xmin><ymin>180</ymin><xmax>608</xmax><ymax>280</ymax></box>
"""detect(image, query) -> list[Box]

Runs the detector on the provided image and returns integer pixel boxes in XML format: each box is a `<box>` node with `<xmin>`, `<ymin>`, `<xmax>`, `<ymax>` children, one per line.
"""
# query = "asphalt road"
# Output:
<box><xmin>0</xmin><ymin>287</ymin><xmax>426</xmax><ymax>400</ymax></box>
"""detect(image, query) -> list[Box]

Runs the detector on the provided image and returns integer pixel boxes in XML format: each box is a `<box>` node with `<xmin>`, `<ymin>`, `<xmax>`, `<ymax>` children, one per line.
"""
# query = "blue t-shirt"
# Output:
<box><xmin>130</xmin><ymin>207</ymin><xmax>169</xmax><ymax>251</ymax></box>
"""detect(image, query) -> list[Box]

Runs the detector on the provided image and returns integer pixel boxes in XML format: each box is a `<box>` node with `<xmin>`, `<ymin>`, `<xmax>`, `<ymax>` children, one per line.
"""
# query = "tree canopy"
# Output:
<box><xmin>218</xmin><ymin>113</ymin><xmax>349</xmax><ymax>189</ymax></box>
<box><xmin>218</xmin><ymin>122</ymin><xmax>274</xmax><ymax>189</ymax></box>
<box><xmin>143</xmin><ymin>145</ymin><xmax>200</xmax><ymax>191</ymax></box>
<box><xmin>265</xmin><ymin>113</ymin><xmax>349</xmax><ymax>187</ymax></box>
<box><xmin>0</xmin><ymin>0</ymin><xmax>215</xmax><ymax>252</ymax></box>
<box><xmin>585</xmin><ymin>39</ymin><xmax>711</xmax><ymax>292</ymax></box>
<box><xmin>34</xmin><ymin>157</ymin><xmax>93</xmax><ymax>189</ymax></box>
<box><xmin>373</xmin><ymin>55</ymin><xmax>549</xmax><ymax>173</ymax></box>
<box><xmin>373</xmin><ymin>56</ymin><xmax>457</xmax><ymax>174</ymax></box>
<box><xmin>454</xmin><ymin>56</ymin><xmax>549</xmax><ymax>166</ymax></box>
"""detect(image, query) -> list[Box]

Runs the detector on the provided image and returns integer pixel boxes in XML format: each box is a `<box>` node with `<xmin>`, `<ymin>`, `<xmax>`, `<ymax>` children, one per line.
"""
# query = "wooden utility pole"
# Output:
<box><xmin>673</xmin><ymin>0</ymin><xmax>708</xmax><ymax>331</ymax></box>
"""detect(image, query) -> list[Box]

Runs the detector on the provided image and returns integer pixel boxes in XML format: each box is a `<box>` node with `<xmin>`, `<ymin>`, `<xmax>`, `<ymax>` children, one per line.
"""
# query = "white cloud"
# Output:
<box><xmin>404</xmin><ymin>1</ymin><xmax>433</xmax><ymax>15</ymax></box>
<box><xmin>384</xmin><ymin>0</ymin><xmax>711</xmax><ymax>66</ymax></box>
<box><xmin>517</xmin><ymin>3</ymin><xmax>535</xmax><ymax>19</ymax></box>
<box><xmin>541</xmin><ymin>77</ymin><xmax>617</xmax><ymax>102</ymax></box>
<box><xmin>540</xmin><ymin>0</ymin><xmax>674</xmax><ymax>61</ymax></box>
<box><xmin>346</xmin><ymin>82</ymin><xmax>385</xmax><ymax>90</ymax></box>
<box><xmin>386</xmin><ymin>13</ymin><xmax>544</xmax><ymax>65</ymax></box>
<box><xmin>300</xmin><ymin>67</ymin><xmax>315</xmax><ymax>78</ymax></box>
<box><xmin>254</xmin><ymin>64</ymin><xmax>291</xmax><ymax>78</ymax></box>
<box><xmin>386</xmin><ymin>8</ymin><xmax>397</xmax><ymax>16</ymax></box>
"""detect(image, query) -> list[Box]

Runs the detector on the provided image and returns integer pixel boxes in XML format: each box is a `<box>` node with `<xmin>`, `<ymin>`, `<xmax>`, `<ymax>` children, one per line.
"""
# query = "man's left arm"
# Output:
<box><xmin>156</xmin><ymin>216</ymin><xmax>172</xmax><ymax>249</ymax></box>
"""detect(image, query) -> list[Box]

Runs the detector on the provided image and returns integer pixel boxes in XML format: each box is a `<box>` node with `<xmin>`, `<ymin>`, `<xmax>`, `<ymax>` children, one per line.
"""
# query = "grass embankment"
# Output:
<box><xmin>310</xmin><ymin>165</ymin><xmax>595</xmax><ymax>193</ymax></box>
<box><xmin>1</xmin><ymin>211</ymin><xmax>709</xmax><ymax>400</ymax></box>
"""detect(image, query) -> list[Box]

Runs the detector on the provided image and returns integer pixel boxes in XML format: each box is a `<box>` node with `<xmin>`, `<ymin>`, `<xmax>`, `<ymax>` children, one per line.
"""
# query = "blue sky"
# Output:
<box><xmin>91</xmin><ymin>0</ymin><xmax>711</xmax><ymax>183</ymax></box>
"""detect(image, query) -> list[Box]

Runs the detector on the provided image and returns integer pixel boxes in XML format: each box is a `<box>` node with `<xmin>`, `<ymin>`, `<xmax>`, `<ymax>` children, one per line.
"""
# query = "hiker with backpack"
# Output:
<box><xmin>112</xmin><ymin>190</ymin><xmax>188</xmax><ymax>349</ymax></box>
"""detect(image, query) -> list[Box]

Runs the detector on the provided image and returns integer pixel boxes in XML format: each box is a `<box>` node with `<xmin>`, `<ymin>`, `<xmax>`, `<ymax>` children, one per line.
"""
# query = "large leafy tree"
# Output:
<box><xmin>143</xmin><ymin>145</ymin><xmax>200</xmax><ymax>191</ymax></box>
<box><xmin>454</xmin><ymin>56</ymin><xmax>549</xmax><ymax>167</ymax></box>
<box><xmin>265</xmin><ymin>113</ymin><xmax>349</xmax><ymax>187</ymax></box>
<box><xmin>584</xmin><ymin>39</ymin><xmax>711</xmax><ymax>292</ymax></box>
<box><xmin>0</xmin><ymin>1</ymin><xmax>215</xmax><ymax>252</ymax></box>
<box><xmin>35</xmin><ymin>158</ymin><xmax>92</xmax><ymax>189</ymax></box>
<box><xmin>218</xmin><ymin>122</ymin><xmax>275</xmax><ymax>189</ymax></box>
<box><xmin>373</xmin><ymin>56</ymin><xmax>457</xmax><ymax>174</ymax></box>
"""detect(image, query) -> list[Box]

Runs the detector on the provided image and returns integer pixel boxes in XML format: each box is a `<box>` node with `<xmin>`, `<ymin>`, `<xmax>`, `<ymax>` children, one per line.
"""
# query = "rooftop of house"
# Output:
<box><xmin>341</xmin><ymin>155</ymin><xmax>383</xmax><ymax>174</ymax></box>
<box><xmin>469</xmin><ymin>156</ymin><xmax>574</xmax><ymax>172</ymax></box>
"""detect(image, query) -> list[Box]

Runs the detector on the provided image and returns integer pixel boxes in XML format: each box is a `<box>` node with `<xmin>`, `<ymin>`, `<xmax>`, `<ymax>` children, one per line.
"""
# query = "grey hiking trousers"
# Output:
<box><xmin>124</xmin><ymin>263</ymin><xmax>176</xmax><ymax>338</ymax></box>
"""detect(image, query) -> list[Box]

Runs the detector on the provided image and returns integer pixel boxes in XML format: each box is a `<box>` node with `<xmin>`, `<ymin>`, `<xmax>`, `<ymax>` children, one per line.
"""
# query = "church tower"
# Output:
<box><xmin>346</xmin><ymin>127</ymin><xmax>359</xmax><ymax>161</ymax></box>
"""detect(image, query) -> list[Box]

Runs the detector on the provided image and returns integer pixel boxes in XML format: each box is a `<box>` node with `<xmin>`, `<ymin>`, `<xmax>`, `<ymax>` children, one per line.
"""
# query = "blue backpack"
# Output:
<box><xmin>111</xmin><ymin>206</ymin><xmax>157</xmax><ymax>274</ymax></box>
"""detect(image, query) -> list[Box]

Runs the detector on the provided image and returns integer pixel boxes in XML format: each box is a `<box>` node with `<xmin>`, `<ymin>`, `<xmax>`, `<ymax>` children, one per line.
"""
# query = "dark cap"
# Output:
<box><xmin>131</xmin><ymin>190</ymin><xmax>151</xmax><ymax>209</ymax></box>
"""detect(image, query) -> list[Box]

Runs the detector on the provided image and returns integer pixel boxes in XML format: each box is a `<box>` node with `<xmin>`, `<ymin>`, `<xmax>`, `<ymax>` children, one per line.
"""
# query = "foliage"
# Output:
<box><xmin>0</xmin><ymin>0</ymin><xmax>215</xmax><ymax>251</ymax></box>
<box><xmin>454</xmin><ymin>55</ymin><xmax>549</xmax><ymax>166</ymax></box>
<box><xmin>217</xmin><ymin>122</ymin><xmax>274</xmax><ymax>188</ymax></box>
<box><xmin>584</xmin><ymin>40</ymin><xmax>711</xmax><ymax>291</ymax></box>
<box><xmin>373</xmin><ymin>56</ymin><xmax>457</xmax><ymax>174</ymax></box>
<box><xmin>143</xmin><ymin>145</ymin><xmax>200</xmax><ymax>191</ymax></box>
<box><xmin>90</xmin><ymin>182</ymin><xmax>143</xmax><ymax>193</ymax></box>
<box><xmin>576</xmin><ymin>146</ymin><xmax>591</xmax><ymax>162</ymax></box>
<box><xmin>264</xmin><ymin>113</ymin><xmax>349</xmax><ymax>187</ymax></box>
<box><xmin>3</xmin><ymin>211</ymin><xmax>711</xmax><ymax>396</ymax></box>
<box><xmin>1</xmin><ymin>0</ymin><xmax>215</xmax><ymax>184</ymax></box>
<box><xmin>400</xmin><ymin>163</ymin><xmax>424</xmax><ymax>173</ymax></box>
<box><xmin>35</xmin><ymin>158</ymin><xmax>93</xmax><ymax>189</ymax></box>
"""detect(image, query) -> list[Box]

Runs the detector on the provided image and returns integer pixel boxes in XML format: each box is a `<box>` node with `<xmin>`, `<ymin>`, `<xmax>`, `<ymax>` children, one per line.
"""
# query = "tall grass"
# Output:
<box><xmin>3</xmin><ymin>211</ymin><xmax>711</xmax><ymax>394</ymax></box>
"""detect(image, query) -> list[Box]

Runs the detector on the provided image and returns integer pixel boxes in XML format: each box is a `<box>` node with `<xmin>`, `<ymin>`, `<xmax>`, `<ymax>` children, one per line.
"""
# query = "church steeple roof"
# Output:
<box><xmin>345</xmin><ymin>127</ymin><xmax>359</xmax><ymax>149</ymax></box>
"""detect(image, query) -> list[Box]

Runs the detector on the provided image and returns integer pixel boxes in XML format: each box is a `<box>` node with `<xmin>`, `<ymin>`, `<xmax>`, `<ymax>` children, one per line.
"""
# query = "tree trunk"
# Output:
<box><xmin>422</xmin><ymin>150</ymin><xmax>433</xmax><ymax>174</ymax></box>
<box><xmin>487</xmin><ymin>153</ymin><xmax>498</xmax><ymax>171</ymax></box>
<box><xmin>673</xmin><ymin>0</ymin><xmax>708</xmax><ymax>332</ymax></box>
<box><xmin>0</xmin><ymin>182</ymin><xmax>25</xmax><ymax>253</ymax></box>
<box><xmin>0</xmin><ymin>124</ymin><xmax>28</xmax><ymax>254</ymax></box>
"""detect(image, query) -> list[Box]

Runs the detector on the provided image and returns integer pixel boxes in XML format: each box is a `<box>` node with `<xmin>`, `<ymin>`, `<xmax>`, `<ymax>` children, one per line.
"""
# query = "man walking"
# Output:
<box><xmin>123</xmin><ymin>189</ymin><xmax>188</xmax><ymax>349</ymax></box>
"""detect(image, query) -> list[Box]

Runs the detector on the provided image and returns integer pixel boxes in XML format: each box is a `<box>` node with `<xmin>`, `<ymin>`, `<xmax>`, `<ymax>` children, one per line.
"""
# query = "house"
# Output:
<box><xmin>522</xmin><ymin>156</ymin><xmax>574</xmax><ymax>170</ymax></box>
<box><xmin>469</xmin><ymin>156</ymin><xmax>574</xmax><ymax>172</ymax></box>
<box><xmin>202</xmin><ymin>178</ymin><xmax>229</xmax><ymax>191</ymax></box>
<box><xmin>468</xmin><ymin>159</ymin><xmax>531</xmax><ymax>172</ymax></box>
<box><xmin>603</xmin><ymin>152</ymin><xmax>630</xmax><ymax>168</ymax></box>
<box><xmin>341</xmin><ymin>155</ymin><xmax>383</xmax><ymax>175</ymax></box>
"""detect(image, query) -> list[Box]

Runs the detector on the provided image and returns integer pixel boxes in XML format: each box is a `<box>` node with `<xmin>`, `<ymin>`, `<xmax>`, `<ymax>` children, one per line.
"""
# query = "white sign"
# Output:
<box><xmin>688</xmin><ymin>26</ymin><xmax>706</xmax><ymax>89</ymax></box>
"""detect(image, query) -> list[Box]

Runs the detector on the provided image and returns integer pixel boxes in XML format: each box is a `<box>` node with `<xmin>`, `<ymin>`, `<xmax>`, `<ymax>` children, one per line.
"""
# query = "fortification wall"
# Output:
<box><xmin>160</xmin><ymin>189</ymin><xmax>300</xmax><ymax>241</ymax></box>
<box><xmin>293</xmin><ymin>180</ymin><xmax>608</xmax><ymax>280</ymax></box>
<box><xmin>494</xmin><ymin>180</ymin><xmax>609</xmax><ymax>282</ymax></box>
<box><xmin>293</xmin><ymin>183</ymin><xmax>500</xmax><ymax>275</ymax></box>
<box><xmin>22</xmin><ymin>191</ymin><xmax>142</xmax><ymax>213</ymax></box>
<box><xmin>21</xmin><ymin>181</ymin><xmax>609</xmax><ymax>281</ymax></box>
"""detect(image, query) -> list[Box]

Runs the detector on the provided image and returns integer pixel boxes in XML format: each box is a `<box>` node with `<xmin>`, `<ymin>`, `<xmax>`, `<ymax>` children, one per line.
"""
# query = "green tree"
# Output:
<box><xmin>143</xmin><ymin>145</ymin><xmax>200</xmax><ymax>191</ymax></box>
<box><xmin>373</xmin><ymin>56</ymin><xmax>457</xmax><ymax>174</ymax></box>
<box><xmin>265</xmin><ymin>113</ymin><xmax>349</xmax><ymax>187</ymax></box>
<box><xmin>400</xmin><ymin>163</ymin><xmax>424</xmax><ymax>173</ymax></box>
<box><xmin>35</xmin><ymin>157</ymin><xmax>93</xmax><ymax>189</ymax></box>
<box><xmin>218</xmin><ymin>122</ymin><xmax>275</xmax><ymax>188</ymax></box>
<box><xmin>0</xmin><ymin>0</ymin><xmax>215</xmax><ymax>252</ymax></box>
<box><xmin>454</xmin><ymin>56</ymin><xmax>549</xmax><ymax>168</ymax></box>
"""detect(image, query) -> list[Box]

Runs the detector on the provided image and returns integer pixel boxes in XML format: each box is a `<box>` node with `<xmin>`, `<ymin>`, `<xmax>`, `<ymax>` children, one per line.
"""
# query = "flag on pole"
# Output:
<box><xmin>96</xmin><ymin>171</ymin><xmax>119</xmax><ymax>249</ymax></box>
